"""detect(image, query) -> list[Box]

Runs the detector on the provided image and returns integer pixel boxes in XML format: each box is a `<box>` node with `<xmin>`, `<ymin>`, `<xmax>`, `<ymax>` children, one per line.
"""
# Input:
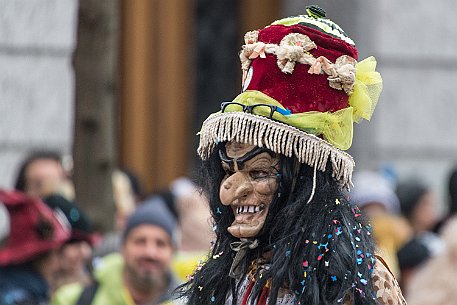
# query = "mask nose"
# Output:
<box><xmin>220</xmin><ymin>172</ymin><xmax>253</xmax><ymax>206</ymax></box>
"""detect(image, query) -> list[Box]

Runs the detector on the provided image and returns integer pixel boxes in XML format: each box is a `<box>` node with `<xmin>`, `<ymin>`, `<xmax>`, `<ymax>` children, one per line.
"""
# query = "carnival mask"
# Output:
<box><xmin>219</xmin><ymin>142</ymin><xmax>279</xmax><ymax>238</ymax></box>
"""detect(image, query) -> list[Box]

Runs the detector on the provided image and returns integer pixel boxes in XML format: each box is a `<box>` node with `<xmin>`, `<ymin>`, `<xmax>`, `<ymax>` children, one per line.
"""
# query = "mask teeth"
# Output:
<box><xmin>236</xmin><ymin>205</ymin><xmax>263</xmax><ymax>214</ymax></box>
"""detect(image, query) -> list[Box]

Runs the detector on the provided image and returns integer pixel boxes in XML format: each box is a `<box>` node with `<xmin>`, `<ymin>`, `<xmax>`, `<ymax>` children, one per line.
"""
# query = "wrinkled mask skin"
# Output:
<box><xmin>219</xmin><ymin>142</ymin><xmax>280</xmax><ymax>238</ymax></box>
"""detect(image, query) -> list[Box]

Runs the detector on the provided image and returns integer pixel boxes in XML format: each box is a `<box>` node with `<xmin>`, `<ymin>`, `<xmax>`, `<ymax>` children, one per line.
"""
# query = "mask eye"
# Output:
<box><xmin>249</xmin><ymin>170</ymin><xmax>270</xmax><ymax>180</ymax></box>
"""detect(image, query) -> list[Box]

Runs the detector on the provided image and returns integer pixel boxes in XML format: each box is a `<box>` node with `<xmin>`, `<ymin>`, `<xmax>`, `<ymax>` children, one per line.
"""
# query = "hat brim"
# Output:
<box><xmin>198</xmin><ymin>111</ymin><xmax>354</xmax><ymax>189</ymax></box>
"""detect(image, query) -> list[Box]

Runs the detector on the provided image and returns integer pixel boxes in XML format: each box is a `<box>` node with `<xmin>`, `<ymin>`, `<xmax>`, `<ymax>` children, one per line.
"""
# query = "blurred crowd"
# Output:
<box><xmin>2</xmin><ymin>150</ymin><xmax>457</xmax><ymax>305</ymax></box>
<box><xmin>0</xmin><ymin>151</ymin><xmax>214</xmax><ymax>305</ymax></box>
<box><xmin>349</xmin><ymin>167</ymin><xmax>457</xmax><ymax>304</ymax></box>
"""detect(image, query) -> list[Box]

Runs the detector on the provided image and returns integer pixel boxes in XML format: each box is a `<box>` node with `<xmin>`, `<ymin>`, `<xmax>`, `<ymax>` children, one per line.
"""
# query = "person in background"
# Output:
<box><xmin>169</xmin><ymin>177</ymin><xmax>213</xmax><ymax>253</ymax></box>
<box><xmin>0</xmin><ymin>189</ymin><xmax>70</xmax><ymax>305</ymax></box>
<box><xmin>404</xmin><ymin>217</ymin><xmax>457</xmax><ymax>305</ymax></box>
<box><xmin>14</xmin><ymin>151</ymin><xmax>74</xmax><ymax>200</ymax></box>
<box><xmin>396</xmin><ymin>179</ymin><xmax>443</xmax><ymax>256</ymax></box>
<box><xmin>51</xmin><ymin>197</ymin><xmax>180</xmax><ymax>305</ymax></box>
<box><xmin>92</xmin><ymin>169</ymin><xmax>139</xmax><ymax>258</ymax></box>
<box><xmin>433</xmin><ymin>167</ymin><xmax>457</xmax><ymax>233</ymax></box>
<box><xmin>349</xmin><ymin>170</ymin><xmax>412</xmax><ymax>278</ymax></box>
<box><xmin>143</xmin><ymin>177</ymin><xmax>215</xmax><ymax>281</ymax></box>
<box><xmin>42</xmin><ymin>194</ymin><xmax>99</xmax><ymax>292</ymax></box>
<box><xmin>396</xmin><ymin>237</ymin><xmax>431</xmax><ymax>295</ymax></box>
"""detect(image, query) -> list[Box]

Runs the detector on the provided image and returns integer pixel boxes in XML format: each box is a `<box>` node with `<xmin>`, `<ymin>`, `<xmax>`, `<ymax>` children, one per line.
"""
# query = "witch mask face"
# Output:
<box><xmin>219</xmin><ymin>142</ymin><xmax>279</xmax><ymax>238</ymax></box>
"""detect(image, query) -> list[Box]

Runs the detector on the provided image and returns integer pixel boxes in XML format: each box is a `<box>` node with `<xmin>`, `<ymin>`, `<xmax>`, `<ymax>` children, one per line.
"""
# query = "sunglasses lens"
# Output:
<box><xmin>221</xmin><ymin>103</ymin><xmax>244</xmax><ymax>113</ymax></box>
<box><xmin>252</xmin><ymin>105</ymin><xmax>275</xmax><ymax>118</ymax></box>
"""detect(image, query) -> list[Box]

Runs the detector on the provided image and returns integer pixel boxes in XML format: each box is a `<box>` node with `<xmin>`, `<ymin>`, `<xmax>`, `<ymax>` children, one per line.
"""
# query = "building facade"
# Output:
<box><xmin>1</xmin><ymin>0</ymin><xmax>456</xmax><ymax>209</ymax></box>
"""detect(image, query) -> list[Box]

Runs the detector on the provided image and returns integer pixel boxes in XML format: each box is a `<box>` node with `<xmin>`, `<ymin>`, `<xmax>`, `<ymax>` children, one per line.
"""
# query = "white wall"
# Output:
<box><xmin>0</xmin><ymin>0</ymin><xmax>78</xmax><ymax>188</ymax></box>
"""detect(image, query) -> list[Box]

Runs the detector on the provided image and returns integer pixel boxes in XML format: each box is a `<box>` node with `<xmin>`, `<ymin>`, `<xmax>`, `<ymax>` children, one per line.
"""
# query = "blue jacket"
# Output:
<box><xmin>0</xmin><ymin>264</ymin><xmax>50</xmax><ymax>305</ymax></box>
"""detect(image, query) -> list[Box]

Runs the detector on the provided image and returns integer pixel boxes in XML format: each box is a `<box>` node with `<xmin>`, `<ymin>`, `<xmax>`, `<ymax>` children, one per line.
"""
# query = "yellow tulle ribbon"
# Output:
<box><xmin>349</xmin><ymin>56</ymin><xmax>383</xmax><ymax>122</ymax></box>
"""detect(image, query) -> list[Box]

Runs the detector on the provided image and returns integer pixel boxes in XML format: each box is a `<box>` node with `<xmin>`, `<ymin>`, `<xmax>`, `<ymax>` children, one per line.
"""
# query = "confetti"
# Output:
<box><xmin>212</xmin><ymin>251</ymin><xmax>224</xmax><ymax>259</ymax></box>
<box><xmin>303</xmin><ymin>261</ymin><xmax>309</xmax><ymax>267</ymax></box>
<box><xmin>211</xmin><ymin>296</ymin><xmax>215</xmax><ymax>302</ymax></box>
<box><xmin>335</xmin><ymin>198</ymin><xmax>341</xmax><ymax>205</ymax></box>
<box><xmin>198</xmin><ymin>286</ymin><xmax>203</xmax><ymax>291</ymax></box>
<box><xmin>286</xmin><ymin>250</ymin><xmax>291</xmax><ymax>257</ymax></box>
<box><xmin>352</xmin><ymin>207</ymin><xmax>362</xmax><ymax>217</ymax></box>
<box><xmin>216</xmin><ymin>207</ymin><xmax>222</xmax><ymax>214</ymax></box>
<box><xmin>318</xmin><ymin>242</ymin><xmax>328</xmax><ymax>250</ymax></box>
<box><xmin>324</xmin><ymin>261</ymin><xmax>329</xmax><ymax>267</ymax></box>
<box><xmin>331</xmin><ymin>275</ymin><xmax>337</xmax><ymax>281</ymax></box>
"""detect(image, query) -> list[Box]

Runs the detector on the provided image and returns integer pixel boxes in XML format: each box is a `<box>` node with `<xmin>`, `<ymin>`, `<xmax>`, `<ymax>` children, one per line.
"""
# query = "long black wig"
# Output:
<box><xmin>177</xmin><ymin>143</ymin><xmax>379</xmax><ymax>305</ymax></box>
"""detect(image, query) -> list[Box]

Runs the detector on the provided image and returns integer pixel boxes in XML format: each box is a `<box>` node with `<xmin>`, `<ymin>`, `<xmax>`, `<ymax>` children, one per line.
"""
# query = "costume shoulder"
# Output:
<box><xmin>372</xmin><ymin>256</ymin><xmax>407</xmax><ymax>305</ymax></box>
<box><xmin>50</xmin><ymin>282</ymin><xmax>84</xmax><ymax>305</ymax></box>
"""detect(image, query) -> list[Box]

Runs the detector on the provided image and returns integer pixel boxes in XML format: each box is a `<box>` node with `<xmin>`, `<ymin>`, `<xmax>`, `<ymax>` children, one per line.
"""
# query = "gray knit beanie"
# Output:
<box><xmin>122</xmin><ymin>196</ymin><xmax>178</xmax><ymax>245</ymax></box>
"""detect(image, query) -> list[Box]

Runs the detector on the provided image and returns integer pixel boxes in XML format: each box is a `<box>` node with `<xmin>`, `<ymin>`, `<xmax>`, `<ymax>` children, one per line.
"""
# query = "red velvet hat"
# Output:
<box><xmin>198</xmin><ymin>6</ymin><xmax>382</xmax><ymax>188</ymax></box>
<box><xmin>0</xmin><ymin>189</ymin><xmax>70</xmax><ymax>266</ymax></box>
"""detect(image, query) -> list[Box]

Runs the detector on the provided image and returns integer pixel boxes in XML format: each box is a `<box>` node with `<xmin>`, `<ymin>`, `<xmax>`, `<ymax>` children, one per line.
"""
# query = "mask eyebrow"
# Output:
<box><xmin>219</xmin><ymin>146</ymin><xmax>275</xmax><ymax>171</ymax></box>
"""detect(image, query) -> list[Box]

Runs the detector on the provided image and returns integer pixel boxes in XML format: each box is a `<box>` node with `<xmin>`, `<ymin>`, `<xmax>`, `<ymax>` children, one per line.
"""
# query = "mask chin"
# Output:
<box><xmin>227</xmin><ymin>219</ymin><xmax>264</xmax><ymax>238</ymax></box>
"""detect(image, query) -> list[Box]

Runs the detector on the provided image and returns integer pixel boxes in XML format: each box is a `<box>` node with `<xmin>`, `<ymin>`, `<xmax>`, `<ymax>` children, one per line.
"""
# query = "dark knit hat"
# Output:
<box><xmin>448</xmin><ymin>168</ymin><xmax>457</xmax><ymax>214</ymax></box>
<box><xmin>42</xmin><ymin>194</ymin><xmax>97</xmax><ymax>245</ymax></box>
<box><xmin>396</xmin><ymin>180</ymin><xmax>428</xmax><ymax>220</ymax></box>
<box><xmin>122</xmin><ymin>196</ymin><xmax>178</xmax><ymax>244</ymax></box>
<box><xmin>397</xmin><ymin>238</ymin><xmax>431</xmax><ymax>271</ymax></box>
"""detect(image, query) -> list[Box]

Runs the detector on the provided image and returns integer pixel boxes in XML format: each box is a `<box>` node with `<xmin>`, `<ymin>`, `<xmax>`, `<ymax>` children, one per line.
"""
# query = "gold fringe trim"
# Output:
<box><xmin>198</xmin><ymin>112</ymin><xmax>355</xmax><ymax>189</ymax></box>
